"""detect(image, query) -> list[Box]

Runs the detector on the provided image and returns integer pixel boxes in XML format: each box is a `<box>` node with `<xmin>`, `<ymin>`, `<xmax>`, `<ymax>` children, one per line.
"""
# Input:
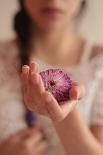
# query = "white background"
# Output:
<box><xmin>0</xmin><ymin>0</ymin><xmax>18</xmax><ymax>41</ymax></box>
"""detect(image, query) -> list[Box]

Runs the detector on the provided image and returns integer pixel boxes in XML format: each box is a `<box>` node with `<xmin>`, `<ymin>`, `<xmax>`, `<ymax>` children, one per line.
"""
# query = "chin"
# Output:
<box><xmin>38</xmin><ymin>20</ymin><xmax>62</xmax><ymax>32</ymax></box>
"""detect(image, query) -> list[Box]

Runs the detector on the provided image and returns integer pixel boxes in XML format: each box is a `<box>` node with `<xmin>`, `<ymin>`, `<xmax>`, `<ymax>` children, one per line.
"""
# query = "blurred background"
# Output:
<box><xmin>0</xmin><ymin>0</ymin><xmax>18</xmax><ymax>41</ymax></box>
<box><xmin>0</xmin><ymin>0</ymin><xmax>103</xmax><ymax>45</ymax></box>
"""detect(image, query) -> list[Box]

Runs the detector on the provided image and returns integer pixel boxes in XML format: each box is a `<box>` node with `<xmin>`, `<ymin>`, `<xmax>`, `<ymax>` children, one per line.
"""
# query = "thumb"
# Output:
<box><xmin>69</xmin><ymin>82</ymin><xmax>85</xmax><ymax>100</ymax></box>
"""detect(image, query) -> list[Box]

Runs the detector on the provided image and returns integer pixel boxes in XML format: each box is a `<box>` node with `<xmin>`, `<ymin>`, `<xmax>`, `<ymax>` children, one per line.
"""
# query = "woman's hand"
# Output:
<box><xmin>21</xmin><ymin>63</ymin><xmax>85</xmax><ymax>122</ymax></box>
<box><xmin>0</xmin><ymin>127</ymin><xmax>47</xmax><ymax>155</ymax></box>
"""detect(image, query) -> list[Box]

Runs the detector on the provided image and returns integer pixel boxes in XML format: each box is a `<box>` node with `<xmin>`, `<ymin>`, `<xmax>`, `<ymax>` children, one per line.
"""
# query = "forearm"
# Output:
<box><xmin>54</xmin><ymin>108</ymin><xmax>103</xmax><ymax>155</ymax></box>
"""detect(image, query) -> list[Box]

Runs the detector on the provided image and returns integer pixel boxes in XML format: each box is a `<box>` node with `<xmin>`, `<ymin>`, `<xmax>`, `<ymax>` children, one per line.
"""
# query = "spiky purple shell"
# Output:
<box><xmin>40</xmin><ymin>69</ymin><xmax>72</xmax><ymax>103</ymax></box>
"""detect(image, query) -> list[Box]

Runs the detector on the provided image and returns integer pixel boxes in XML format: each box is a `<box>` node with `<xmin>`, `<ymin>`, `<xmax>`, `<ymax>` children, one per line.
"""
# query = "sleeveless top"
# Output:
<box><xmin>0</xmin><ymin>41</ymin><xmax>103</xmax><ymax>155</ymax></box>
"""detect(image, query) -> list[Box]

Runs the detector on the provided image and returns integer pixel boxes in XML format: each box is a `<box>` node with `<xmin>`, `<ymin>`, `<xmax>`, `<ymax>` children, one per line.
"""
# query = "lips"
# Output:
<box><xmin>41</xmin><ymin>7</ymin><xmax>63</xmax><ymax>17</ymax></box>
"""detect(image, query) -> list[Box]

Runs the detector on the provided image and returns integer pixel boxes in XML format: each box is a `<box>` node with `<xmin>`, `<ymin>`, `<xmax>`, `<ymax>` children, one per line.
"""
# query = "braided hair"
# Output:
<box><xmin>14</xmin><ymin>0</ymin><xmax>31</xmax><ymax>66</ymax></box>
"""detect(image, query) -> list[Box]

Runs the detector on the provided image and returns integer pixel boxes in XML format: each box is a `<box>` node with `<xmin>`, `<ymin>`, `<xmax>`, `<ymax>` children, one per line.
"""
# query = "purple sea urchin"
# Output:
<box><xmin>40</xmin><ymin>69</ymin><xmax>72</xmax><ymax>103</ymax></box>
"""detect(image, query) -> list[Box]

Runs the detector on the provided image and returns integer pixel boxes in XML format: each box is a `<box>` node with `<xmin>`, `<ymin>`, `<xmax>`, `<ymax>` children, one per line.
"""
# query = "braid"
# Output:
<box><xmin>14</xmin><ymin>0</ymin><xmax>31</xmax><ymax>66</ymax></box>
<box><xmin>81</xmin><ymin>0</ymin><xmax>86</xmax><ymax>9</ymax></box>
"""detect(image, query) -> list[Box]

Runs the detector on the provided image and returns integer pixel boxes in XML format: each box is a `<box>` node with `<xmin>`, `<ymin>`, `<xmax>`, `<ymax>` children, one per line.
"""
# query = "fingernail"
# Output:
<box><xmin>22</xmin><ymin>66</ymin><xmax>28</xmax><ymax>74</ymax></box>
<box><xmin>30</xmin><ymin>62</ymin><xmax>38</xmax><ymax>72</ymax></box>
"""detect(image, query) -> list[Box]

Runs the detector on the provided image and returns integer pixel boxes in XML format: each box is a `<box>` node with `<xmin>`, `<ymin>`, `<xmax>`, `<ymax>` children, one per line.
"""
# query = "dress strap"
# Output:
<box><xmin>80</xmin><ymin>41</ymin><xmax>93</xmax><ymax>65</ymax></box>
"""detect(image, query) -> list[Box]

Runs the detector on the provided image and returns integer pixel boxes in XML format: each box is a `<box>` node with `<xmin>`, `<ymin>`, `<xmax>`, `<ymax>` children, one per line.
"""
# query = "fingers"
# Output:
<box><xmin>59</xmin><ymin>82</ymin><xmax>85</xmax><ymax>119</ymax></box>
<box><xmin>69</xmin><ymin>82</ymin><xmax>85</xmax><ymax>100</ymax></box>
<box><xmin>60</xmin><ymin>100</ymin><xmax>77</xmax><ymax>118</ymax></box>
<box><xmin>20</xmin><ymin>127</ymin><xmax>48</xmax><ymax>154</ymax></box>
<box><xmin>22</xmin><ymin>65</ymin><xmax>29</xmax><ymax>79</ymax></box>
<box><xmin>21</xmin><ymin>65</ymin><xmax>30</xmax><ymax>95</ymax></box>
<box><xmin>14</xmin><ymin>127</ymin><xmax>48</xmax><ymax>155</ymax></box>
<box><xmin>29</xmin><ymin>62</ymin><xmax>45</xmax><ymax>93</ymax></box>
<box><xmin>21</xmin><ymin>65</ymin><xmax>29</xmax><ymax>84</ymax></box>
<box><xmin>42</xmin><ymin>92</ymin><xmax>64</xmax><ymax>121</ymax></box>
<box><xmin>21</xmin><ymin>62</ymin><xmax>39</xmax><ymax>91</ymax></box>
<box><xmin>34</xmin><ymin>141</ymin><xmax>48</xmax><ymax>155</ymax></box>
<box><xmin>21</xmin><ymin>62</ymin><xmax>45</xmax><ymax>100</ymax></box>
<box><xmin>29</xmin><ymin>62</ymin><xmax>38</xmax><ymax>73</ymax></box>
<box><xmin>14</xmin><ymin>127</ymin><xmax>37</xmax><ymax>141</ymax></box>
<box><xmin>30</xmin><ymin>72</ymin><xmax>45</xmax><ymax>93</ymax></box>
<box><xmin>21</xmin><ymin>63</ymin><xmax>46</xmax><ymax>114</ymax></box>
<box><xmin>24</xmin><ymin>130</ymin><xmax>46</xmax><ymax>149</ymax></box>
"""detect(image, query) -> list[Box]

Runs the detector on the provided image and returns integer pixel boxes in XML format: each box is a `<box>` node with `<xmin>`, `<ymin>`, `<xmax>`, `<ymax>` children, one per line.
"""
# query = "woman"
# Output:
<box><xmin>0</xmin><ymin>0</ymin><xmax>103</xmax><ymax>155</ymax></box>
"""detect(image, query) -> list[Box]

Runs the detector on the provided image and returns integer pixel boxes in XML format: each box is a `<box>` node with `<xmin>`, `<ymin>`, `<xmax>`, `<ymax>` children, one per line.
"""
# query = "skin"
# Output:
<box><xmin>0</xmin><ymin>127</ymin><xmax>48</xmax><ymax>155</ymax></box>
<box><xmin>24</xmin><ymin>0</ymin><xmax>81</xmax><ymax>32</ymax></box>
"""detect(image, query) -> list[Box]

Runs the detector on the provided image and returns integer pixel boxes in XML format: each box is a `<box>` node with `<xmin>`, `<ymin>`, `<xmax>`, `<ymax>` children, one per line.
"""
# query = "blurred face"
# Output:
<box><xmin>24</xmin><ymin>0</ymin><xmax>82</xmax><ymax>32</ymax></box>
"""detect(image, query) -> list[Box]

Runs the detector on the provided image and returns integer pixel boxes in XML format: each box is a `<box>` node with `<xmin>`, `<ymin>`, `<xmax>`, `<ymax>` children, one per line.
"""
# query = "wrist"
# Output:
<box><xmin>53</xmin><ymin>107</ymin><xmax>79</xmax><ymax>126</ymax></box>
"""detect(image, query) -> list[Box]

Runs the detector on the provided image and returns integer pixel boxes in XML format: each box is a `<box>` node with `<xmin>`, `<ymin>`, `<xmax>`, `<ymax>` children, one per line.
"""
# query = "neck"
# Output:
<box><xmin>31</xmin><ymin>22</ymin><xmax>81</xmax><ymax>60</ymax></box>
